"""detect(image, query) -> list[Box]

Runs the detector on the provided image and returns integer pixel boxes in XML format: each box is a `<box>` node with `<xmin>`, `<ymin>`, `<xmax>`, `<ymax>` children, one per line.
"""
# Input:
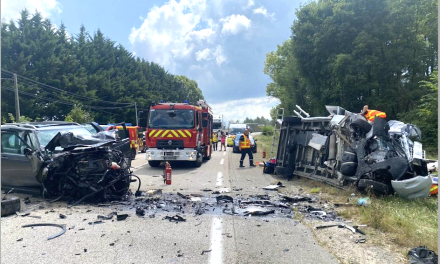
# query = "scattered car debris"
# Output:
<box><xmin>216</xmin><ymin>195</ymin><xmax>234</xmax><ymax>203</ymax></box>
<box><xmin>163</xmin><ymin>215</ymin><xmax>186</xmax><ymax>222</ymax></box>
<box><xmin>201</xmin><ymin>188</ymin><xmax>213</xmax><ymax>192</ymax></box>
<box><xmin>116</xmin><ymin>214</ymin><xmax>129</xmax><ymax>221</ymax></box>
<box><xmin>201</xmin><ymin>250</ymin><xmax>212</xmax><ymax>255</ymax></box>
<box><xmin>24</xmin><ymin>197</ymin><xmax>31</xmax><ymax>204</ymax></box>
<box><xmin>355</xmin><ymin>238</ymin><xmax>367</xmax><ymax>243</ymax></box>
<box><xmin>408</xmin><ymin>246</ymin><xmax>438</xmax><ymax>264</ymax></box>
<box><xmin>22</xmin><ymin>223</ymin><xmax>66</xmax><ymax>240</ymax></box>
<box><xmin>17</xmin><ymin>238</ymin><xmax>23</xmax><ymax>242</ymax></box>
<box><xmin>212</xmin><ymin>188</ymin><xmax>230</xmax><ymax>194</ymax></box>
<box><xmin>136</xmin><ymin>207</ymin><xmax>145</xmax><ymax>216</ymax></box>
<box><xmin>190</xmin><ymin>197</ymin><xmax>202</xmax><ymax>202</ymax></box>
<box><xmin>59</xmin><ymin>214</ymin><xmax>67</xmax><ymax>219</ymax></box>
<box><xmin>278</xmin><ymin>193</ymin><xmax>312</xmax><ymax>202</ymax></box>
<box><xmin>243</xmin><ymin>207</ymin><xmax>275</xmax><ymax>216</ymax></box>
<box><xmin>97</xmin><ymin>212</ymin><xmax>116</xmax><ymax>220</ymax></box>
<box><xmin>88</xmin><ymin>221</ymin><xmax>104</xmax><ymax>225</ymax></box>
<box><xmin>262</xmin><ymin>185</ymin><xmax>280</xmax><ymax>190</ymax></box>
<box><xmin>1</xmin><ymin>196</ymin><xmax>21</xmax><ymax>217</ymax></box>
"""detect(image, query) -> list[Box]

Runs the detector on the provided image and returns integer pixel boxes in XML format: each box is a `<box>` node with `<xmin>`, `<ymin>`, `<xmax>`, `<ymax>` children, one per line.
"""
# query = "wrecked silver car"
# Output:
<box><xmin>1</xmin><ymin>122</ymin><xmax>134</xmax><ymax>204</ymax></box>
<box><xmin>275</xmin><ymin>105</ymin><xmax>431</xmax><ymax>198</ymax></box>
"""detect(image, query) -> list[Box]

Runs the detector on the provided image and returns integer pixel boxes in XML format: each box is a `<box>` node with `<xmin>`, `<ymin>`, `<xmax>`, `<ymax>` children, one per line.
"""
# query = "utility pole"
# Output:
<box><xmin>14</xmin><ymin>74</ymin><xmax>20</xmax><ymax>121</ymax></box>
<box><xmin>135</xmin><ymin>102</ymin><xmax>138</xmax><ymax>127</ymax></box>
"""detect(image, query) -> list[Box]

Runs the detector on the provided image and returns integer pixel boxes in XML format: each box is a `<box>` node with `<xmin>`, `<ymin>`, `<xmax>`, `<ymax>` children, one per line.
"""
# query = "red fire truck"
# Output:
<box><xmin>145</xmin><ymin>100</ymin><xmax>213</xmax><ymax>167</ymax></box>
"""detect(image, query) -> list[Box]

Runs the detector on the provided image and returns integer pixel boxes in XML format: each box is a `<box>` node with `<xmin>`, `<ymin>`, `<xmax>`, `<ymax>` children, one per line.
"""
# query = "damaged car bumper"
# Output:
<box><xmin>391</xmin><ymin>176</ymin><xmax>432</xmax><ymax>199</ymax></box>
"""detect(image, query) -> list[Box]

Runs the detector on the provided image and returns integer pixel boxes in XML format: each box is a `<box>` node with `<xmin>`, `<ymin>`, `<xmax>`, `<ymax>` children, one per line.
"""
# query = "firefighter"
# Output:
<box><xmin>239</xmin><ymin>129</ymin><xmax>255</xmax><ymax>167</ymax></box>
<box><xmin>212</xmin><ymin>133</ymin><xmax>218</xmax><ymax>151</ymax></box>
<box><xmin>361</xmin><ymin>105</ymin><xmax>386</xmax><ymax>122</ymax></box>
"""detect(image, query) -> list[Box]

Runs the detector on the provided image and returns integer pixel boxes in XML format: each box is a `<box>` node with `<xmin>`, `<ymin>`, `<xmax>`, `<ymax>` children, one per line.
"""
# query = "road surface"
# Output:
<box><xmin>1</xmin><ymin>148</ymin><xmax>339</xmax><ymax>264</ymax></box>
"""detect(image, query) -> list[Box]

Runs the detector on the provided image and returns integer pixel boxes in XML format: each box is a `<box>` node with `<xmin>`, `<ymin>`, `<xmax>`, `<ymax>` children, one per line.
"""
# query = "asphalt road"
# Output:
<box><xmin>1</xmin><ymin>148</ymin><xmax>339</xmax><ymax>264</ymax></box>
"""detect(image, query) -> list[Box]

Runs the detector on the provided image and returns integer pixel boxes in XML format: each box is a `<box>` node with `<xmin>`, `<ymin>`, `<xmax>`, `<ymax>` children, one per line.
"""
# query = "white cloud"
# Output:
<box><xmin>246</xmin><ymin>0</ymin><xmax>255</xmax><ymax>8</ymax></box>
<box><xmin>213</xmin><ymin>45</ymin><xmax>226</xmax><ymax>65</ymax></box>
<box><xmin>253</xmin><ymin>6</ymin><xmax>274</xmax><ymax>18</ymax></box>
<box><xmin>1</xmin><ymin>0</ymin><xmax>62</xmax><ymax>22</ymax></box>
<box><xmin>211</xmin><ymin>97</ymin><xmax>280</xmax><ymax>123</ymax></box>
<box><xmin>220</xmin><ymin>14</ymin><xmax>251</xmax><ymax>35</ymax></box>
<box><xmin>195</xmin><ymin>48</ymin><xmax>212</xmax><ymax>61</ymax></box>
<box><xmin>129</xmin><ymin>0</ymin><xmax>208</xmax><ymax>70</ymax></box>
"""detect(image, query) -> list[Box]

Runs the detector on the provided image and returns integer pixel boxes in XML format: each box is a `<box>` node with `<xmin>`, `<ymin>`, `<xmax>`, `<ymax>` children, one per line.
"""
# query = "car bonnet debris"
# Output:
<box><xmin>22</xmin><ymin>223</ymin><xmax>66</xmax><ymax>240</ymax></box>
<box><xmin>26</xmin><ymin>131</ymin><xmax>135</xmax><ymax>206</ymax></box>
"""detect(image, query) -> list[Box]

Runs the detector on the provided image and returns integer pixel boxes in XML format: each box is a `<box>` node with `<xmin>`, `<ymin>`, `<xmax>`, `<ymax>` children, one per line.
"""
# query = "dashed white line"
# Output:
<box><xmin>220</xmin><ymin>159</ymin><xmax>224</xmax><ymax>165</ymax></box>
<box><xmin>216</xmin><ymin>172</ymin><xmax>223</xmax><ymax>186</ymax></box>
<box><xmin>223</xmin><ymin>152</ymin><xmax>226</xmax><ymax>156</ymax></box>
<box><xmin>209</xmin><ymin>217</ymin><xmax>223</xmax><ymax>264</ymax></box>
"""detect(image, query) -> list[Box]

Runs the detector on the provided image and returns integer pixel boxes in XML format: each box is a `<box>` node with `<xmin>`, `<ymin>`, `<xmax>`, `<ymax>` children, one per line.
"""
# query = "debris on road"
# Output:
<box><xmin>408</xmin><ymin>246</ymin><xmax>438</xmax><ymax>264</ymax></box>
<box><xmin>262</xmin><ymin>185</ymin><xmax>280</xmax><ymax>190</ymax></box>
<box><xmin>116</xmin><ymin>214</ymin><xmax>129</xmax><ymax>221</ymax></box>
<box><xmin>97</xmin><ymin>212</ymin><xmax>116</xmax><ymax>220</ymax></box>
<box><xmin>163</xmin><ymin>215</ymin><xmax>186</xmax><ymax>223</ymax></box>
<box><xmin>22</xmin><ymin>223</ymin><xmax>66</xmax><ymax>240</ymax></box>
<box><xmin>216</xmin><ymin>195</ymin><xmax>233</xmax><ymax>203</ymax></box>
<box><xmin>201</xmin><ymin>250</ymin><xmax>212</xmax><ymax>255</ymax></box>
<box><xmin>59</xmin><ymin>214</ymin><xmax>67</xmax><ymax>219</ymax></box>
<box><xmin>136</xmin><ymin>207</ymin><xmax>145</xmax><ymax>216</ymax></box>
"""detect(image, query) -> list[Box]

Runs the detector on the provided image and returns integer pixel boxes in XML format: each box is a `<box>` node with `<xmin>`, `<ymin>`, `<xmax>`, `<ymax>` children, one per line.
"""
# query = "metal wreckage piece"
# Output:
<box><xmin>28</xmin><ymin>131</ymin><xmax>135</xmax><ymax>205</ymax></box>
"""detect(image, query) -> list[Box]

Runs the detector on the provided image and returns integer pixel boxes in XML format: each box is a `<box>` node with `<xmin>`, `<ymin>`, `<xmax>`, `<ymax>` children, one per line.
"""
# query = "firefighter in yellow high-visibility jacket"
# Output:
<box><xmin>239</xmin><ymin>129</ymin><xmax>255</xmax><ymax>168</ymax></box>
<box><xmin>361</xmin><ymin>105</ymin><xmax>387</xmax><ymax>122</ymax></box>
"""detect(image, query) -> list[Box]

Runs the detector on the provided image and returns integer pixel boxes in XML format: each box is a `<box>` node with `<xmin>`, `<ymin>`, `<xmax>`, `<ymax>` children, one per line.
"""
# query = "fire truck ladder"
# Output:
<box><xmin>270</xmin><ymin>108</ymin><xmax>284</xmax><ymax>159</ymax></box>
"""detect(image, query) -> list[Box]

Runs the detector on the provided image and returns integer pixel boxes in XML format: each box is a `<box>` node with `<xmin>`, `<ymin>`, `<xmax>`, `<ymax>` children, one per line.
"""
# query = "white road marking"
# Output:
<box><xmin>216</xmin><ymin>172</ymin><xmax>223</xmax><ymax>186</ymax></box>
<box><xmin>209</xmin><ymin>217</ymin><xmax>223</xmax><ymax>264</ymax></box>
<box><xmin>223</xmin><ymin>152</ymin><xmax>226</xmax><ymax>156</ymax></box>
<box><xmin>220</xmin><ymin>159</ymin><xmax>224</xmax><ymax>165</ymax></box>
<box><xmin>131</xmin><ymin>163</ymin><xmax>149</xmax><ymax>170</ymax></box>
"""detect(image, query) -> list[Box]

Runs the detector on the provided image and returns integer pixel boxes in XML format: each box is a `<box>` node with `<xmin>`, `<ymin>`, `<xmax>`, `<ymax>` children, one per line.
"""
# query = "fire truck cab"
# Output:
<box><xmin>145</xmin><ymin>100</ymin><xmax>213</xmax><ymax>167</ymax></box>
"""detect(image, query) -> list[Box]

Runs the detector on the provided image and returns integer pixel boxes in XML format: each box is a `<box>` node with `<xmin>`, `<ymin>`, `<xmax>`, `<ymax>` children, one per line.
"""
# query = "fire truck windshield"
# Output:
<box><xmin>148</xmin><ymin>109</ymin><xmax>195</xmax><ymax>129</ymax></box>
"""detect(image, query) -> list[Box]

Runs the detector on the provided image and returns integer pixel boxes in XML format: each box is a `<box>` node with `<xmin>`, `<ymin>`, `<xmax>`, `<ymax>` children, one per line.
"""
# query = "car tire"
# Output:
<box><xmin>1</xmin><ymin>196</ymin><xmax>21</xmax><ymax>217</ymax></box>
<box><xmin>148</xmin><ymin>161</ymin><xmax>161</xmax><ymax>167</ymax></box>
<box><xmin>351</xmin><ymin>117</ymin><xmax>372</xmax><ymax>133</ymax></box>
<box><xmin>357</xmin><ymin>179</ymin><xmax>393</xmax><ymax>195</ymax></box>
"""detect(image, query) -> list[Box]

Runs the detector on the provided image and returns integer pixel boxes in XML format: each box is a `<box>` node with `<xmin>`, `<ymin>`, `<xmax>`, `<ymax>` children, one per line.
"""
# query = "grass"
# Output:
<box><xmin>254</xmin><ymin>132</ymin><xmax>279</xmax><ymax>159</ymax></box>
<box><xmin>256</xmin><ymin>133</ymin><xmax>439</xmax><ymax>254</ymax></box>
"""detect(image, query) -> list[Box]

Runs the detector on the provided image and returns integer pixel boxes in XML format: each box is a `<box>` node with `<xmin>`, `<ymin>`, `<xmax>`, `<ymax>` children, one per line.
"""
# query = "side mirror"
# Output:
<box><xmin>23</xmin><ymin>148</ymin><xmax>33</xmax><ymax>156</ymax></box>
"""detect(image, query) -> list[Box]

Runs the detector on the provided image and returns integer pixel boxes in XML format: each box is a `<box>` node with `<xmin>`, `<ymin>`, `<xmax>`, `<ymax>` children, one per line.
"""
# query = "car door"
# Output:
<box><xmin>1</xmin><ymin>130</ymin><xmax>40</xmax><ymax>187</ymax></box>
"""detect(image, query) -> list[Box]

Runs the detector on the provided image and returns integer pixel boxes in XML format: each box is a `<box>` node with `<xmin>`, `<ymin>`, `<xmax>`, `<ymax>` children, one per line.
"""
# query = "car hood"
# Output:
<box><xmin>45</xmin><ymin>131</ymin><xmax>116</xmax><ymax>152</ymax></box>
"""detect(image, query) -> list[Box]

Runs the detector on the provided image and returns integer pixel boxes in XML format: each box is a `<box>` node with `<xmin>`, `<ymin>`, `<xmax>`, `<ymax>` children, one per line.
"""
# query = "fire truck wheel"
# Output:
<box><xmin>148</xmin><ymin>161</ymin><xmax>161</xmax><ymax>167</ymax></box>
<box><xmin>194</xmin><ymin>151</ymin><xmax>203</xmax><ymax>167</ymax></box>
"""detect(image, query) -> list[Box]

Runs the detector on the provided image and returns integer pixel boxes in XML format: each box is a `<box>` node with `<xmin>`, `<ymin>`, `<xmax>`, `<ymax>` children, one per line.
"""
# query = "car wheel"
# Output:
<box><xmin>148</xmin><ymin>161</ymin><xmax>161</xmax><ymax>167</ymax></box>
<box><xmin>1</xmin><ymin>196</ymin><xmax>20</xmax><ymax>217</ymax></box>
<box><xmin>351</xmin><ymin>117</ymin><xmax>372</xmax><ymax>133</ymax></box>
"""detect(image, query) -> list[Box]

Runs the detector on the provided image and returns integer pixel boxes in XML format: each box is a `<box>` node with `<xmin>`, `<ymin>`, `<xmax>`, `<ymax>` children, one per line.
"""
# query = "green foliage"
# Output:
<box><xmin>399</xmin><ymin>71</ymin><xmax>438</xmax><ymax>153</ymax></box>
<box><xmin>265</xmin><ymin>0</ymin><xmax>437</xmax><ymax>152</ymax></box>
<box><xmin>261</xmin><ymin>125</ymin><xmax>274</xmax><ymax>136</ymax></box>
<box><xmin>1</xmin><ymin>10</ymin><xmax>204</xmax><ymax>124</ymax></box>
<box><xmin>243</xmin><ymin>116</ymin><xmax>271</xmax><ymax>126</ymax></box>
<box><xmin>64</xmin><ymin>104</ymin><xmax>92</xmax><ymax>123</ymax></box>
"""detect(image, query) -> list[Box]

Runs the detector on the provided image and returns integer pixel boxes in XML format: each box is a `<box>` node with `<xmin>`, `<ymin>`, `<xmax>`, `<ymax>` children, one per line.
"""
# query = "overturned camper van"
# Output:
<box><xmin>275</xmin><ymin>105</ymin><xmax>431</xmax><ymax>199</ymax></box>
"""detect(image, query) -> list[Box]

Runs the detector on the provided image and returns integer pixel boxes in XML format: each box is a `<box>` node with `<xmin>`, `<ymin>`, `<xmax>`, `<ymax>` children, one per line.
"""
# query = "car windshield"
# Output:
<box><xmin>213</xmin><ymin>123</ymin><xmax>222</xmax><ymax>130</ymax></box>
<box><xmin>36</xmin><ymin>126</ymin><xmax>93</xmax><ymax>148</ymax></box>
<box><xmin>148</xmin><ymin>109</ymin><xmax>195</xmax><ymax>129</ymax></box>
<box><xmin>229</xmin><ymin>127</ymin><xmax>246</xmax><ymax>135</ymax></box>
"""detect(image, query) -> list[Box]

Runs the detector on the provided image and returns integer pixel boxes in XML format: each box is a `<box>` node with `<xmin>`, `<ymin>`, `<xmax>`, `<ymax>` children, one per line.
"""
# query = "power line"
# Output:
<box><xmin>1</xmin><ymin>69</ymin><xmax>133</xmax><ymax>106</ymax></box>
<box><xmin>1</xmin><ymin>85</ymin><xmax>123</xmax><ymax>116</ymax></box>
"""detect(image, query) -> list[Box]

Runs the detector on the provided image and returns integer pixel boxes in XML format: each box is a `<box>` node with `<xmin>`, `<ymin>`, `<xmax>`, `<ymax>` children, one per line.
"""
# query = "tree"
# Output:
<box><xmin>64</xmin><ymin>104</ymin><xmax>93</xmax><ymax>123</ymax></box>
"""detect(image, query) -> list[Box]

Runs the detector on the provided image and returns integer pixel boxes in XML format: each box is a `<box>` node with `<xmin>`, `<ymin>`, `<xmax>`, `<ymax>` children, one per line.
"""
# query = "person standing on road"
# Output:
<box><xmin>213</xmin><ymin>133</ymin><xmax>218</xmax><ymax>151</ymax></box>
<box><xmin>239</xmin><ymin>129</ymin><xmax>255</xmax><ymax>167</ymax></box>
<box><xmin>220</xmin><ymin>131</ymin><xmax>226</xmax><ymax>151</ymax></box>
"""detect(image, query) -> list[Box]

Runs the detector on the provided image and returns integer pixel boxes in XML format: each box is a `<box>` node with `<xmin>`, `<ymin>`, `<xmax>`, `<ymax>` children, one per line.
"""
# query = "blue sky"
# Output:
<box><xmin>2</xmin><ymin>0</ymin><xmax>303</xmax><ymax>122</ymax></box>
